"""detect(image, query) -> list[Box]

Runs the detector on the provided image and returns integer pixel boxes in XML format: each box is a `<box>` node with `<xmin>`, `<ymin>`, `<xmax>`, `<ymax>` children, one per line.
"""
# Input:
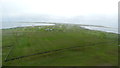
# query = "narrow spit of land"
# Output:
<box><xmin>2</xmin><ymin>23</ymin><xmax>119</xmax><ymax>66</ymax></box>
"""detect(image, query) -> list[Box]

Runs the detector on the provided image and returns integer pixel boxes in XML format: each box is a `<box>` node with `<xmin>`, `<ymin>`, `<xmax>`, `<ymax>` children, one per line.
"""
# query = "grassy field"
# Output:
<box><xmin>2</xmin><ymin>24</ymin><xmax>119</xmax><ymax>66</ymax></box>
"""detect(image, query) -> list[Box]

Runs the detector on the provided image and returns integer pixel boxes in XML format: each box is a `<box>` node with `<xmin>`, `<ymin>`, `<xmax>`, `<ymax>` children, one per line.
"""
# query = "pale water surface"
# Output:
<box><xmin>2</xmin><ymin>22</ymin><xmax>118</xmax><ymax>34</ymax></box>
<box><xmin>80</xmin><ymin>26</ymin><xmax>118</xmax><ymax>34</ymax></box>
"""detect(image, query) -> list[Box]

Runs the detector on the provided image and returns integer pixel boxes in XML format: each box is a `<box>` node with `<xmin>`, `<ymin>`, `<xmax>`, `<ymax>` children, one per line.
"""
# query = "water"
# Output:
<box><xmin>80</xmin><ymin>26</ymin><xmax>118</xmax><ymax>34</ymax></box>
<box><xmin>1</xmin><ymin>22</ymin><xmax>118</xmax><ymax>34</ymax></box>
<box><xmin>1</xmin><ymin>22</ymin><xmax>55</xmax><ymax>29</ymax></box>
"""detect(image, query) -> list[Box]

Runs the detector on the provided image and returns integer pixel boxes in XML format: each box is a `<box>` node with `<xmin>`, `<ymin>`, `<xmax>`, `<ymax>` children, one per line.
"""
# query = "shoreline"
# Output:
<box><xmin>80</xmin><ymin>26</ymin><xmax>118</xmax><ymax>34</ymax></box>
<box><xmin>2</xmin><ymin>23</ymin><xmax>118</xmax><ymax>34</ymax></box>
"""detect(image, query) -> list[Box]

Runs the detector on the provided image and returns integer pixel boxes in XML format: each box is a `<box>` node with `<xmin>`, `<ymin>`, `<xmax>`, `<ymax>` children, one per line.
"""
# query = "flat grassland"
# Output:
<box><xmin>2</xmin><ymin>24</ymin><xmax>118</xmax><ymax>66</ymax></box>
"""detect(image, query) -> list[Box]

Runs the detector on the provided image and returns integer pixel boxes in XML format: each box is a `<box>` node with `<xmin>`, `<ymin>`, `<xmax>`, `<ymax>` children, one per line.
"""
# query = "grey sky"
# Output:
<box><xmin>1</xmin><ymin>0</ymin><xmax>119</xmax><ymax>28</ymax></box>
<box><xmin>1</xmin><ymin>0</ymin><xmax>119</xmax><ymax>17</ymax></box>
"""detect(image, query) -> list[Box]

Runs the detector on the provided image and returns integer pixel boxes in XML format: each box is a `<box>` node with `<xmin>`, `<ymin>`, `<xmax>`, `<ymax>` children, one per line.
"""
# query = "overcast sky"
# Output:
<box><xmin>1</xmin><ymin>0</ymin><xmax>119</xmax><ymax>17</ymax></box>
<box><xmin>1</xmin><ymin>0</ymin><xmax>120</xmax><ymax>29</ymax></box>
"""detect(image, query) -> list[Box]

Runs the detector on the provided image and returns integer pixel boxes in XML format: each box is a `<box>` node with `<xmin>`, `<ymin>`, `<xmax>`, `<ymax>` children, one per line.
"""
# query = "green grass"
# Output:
<box><xmin>2</xmin><ymin>24</ymin><xmax>119</xmax><ymax>66</ymax></box>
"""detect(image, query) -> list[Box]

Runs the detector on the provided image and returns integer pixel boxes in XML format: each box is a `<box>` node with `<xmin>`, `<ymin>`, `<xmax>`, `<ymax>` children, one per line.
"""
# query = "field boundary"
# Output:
<box><xmin>4</xmin><ymin>45</ymin><xmax>14</xmax><ymax>61</ymax></box>
<box><xmin>4</xmin><ymin>41</ymin><xmax>117</xmax><ymax>62</ymax></box>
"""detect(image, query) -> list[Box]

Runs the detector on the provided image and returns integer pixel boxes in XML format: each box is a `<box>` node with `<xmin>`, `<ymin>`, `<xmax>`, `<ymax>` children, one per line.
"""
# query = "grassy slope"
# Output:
<box><xmin>2</xmin><ymin>24</ymin><xmax>118</xmax><ymax>66</ymax></box>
